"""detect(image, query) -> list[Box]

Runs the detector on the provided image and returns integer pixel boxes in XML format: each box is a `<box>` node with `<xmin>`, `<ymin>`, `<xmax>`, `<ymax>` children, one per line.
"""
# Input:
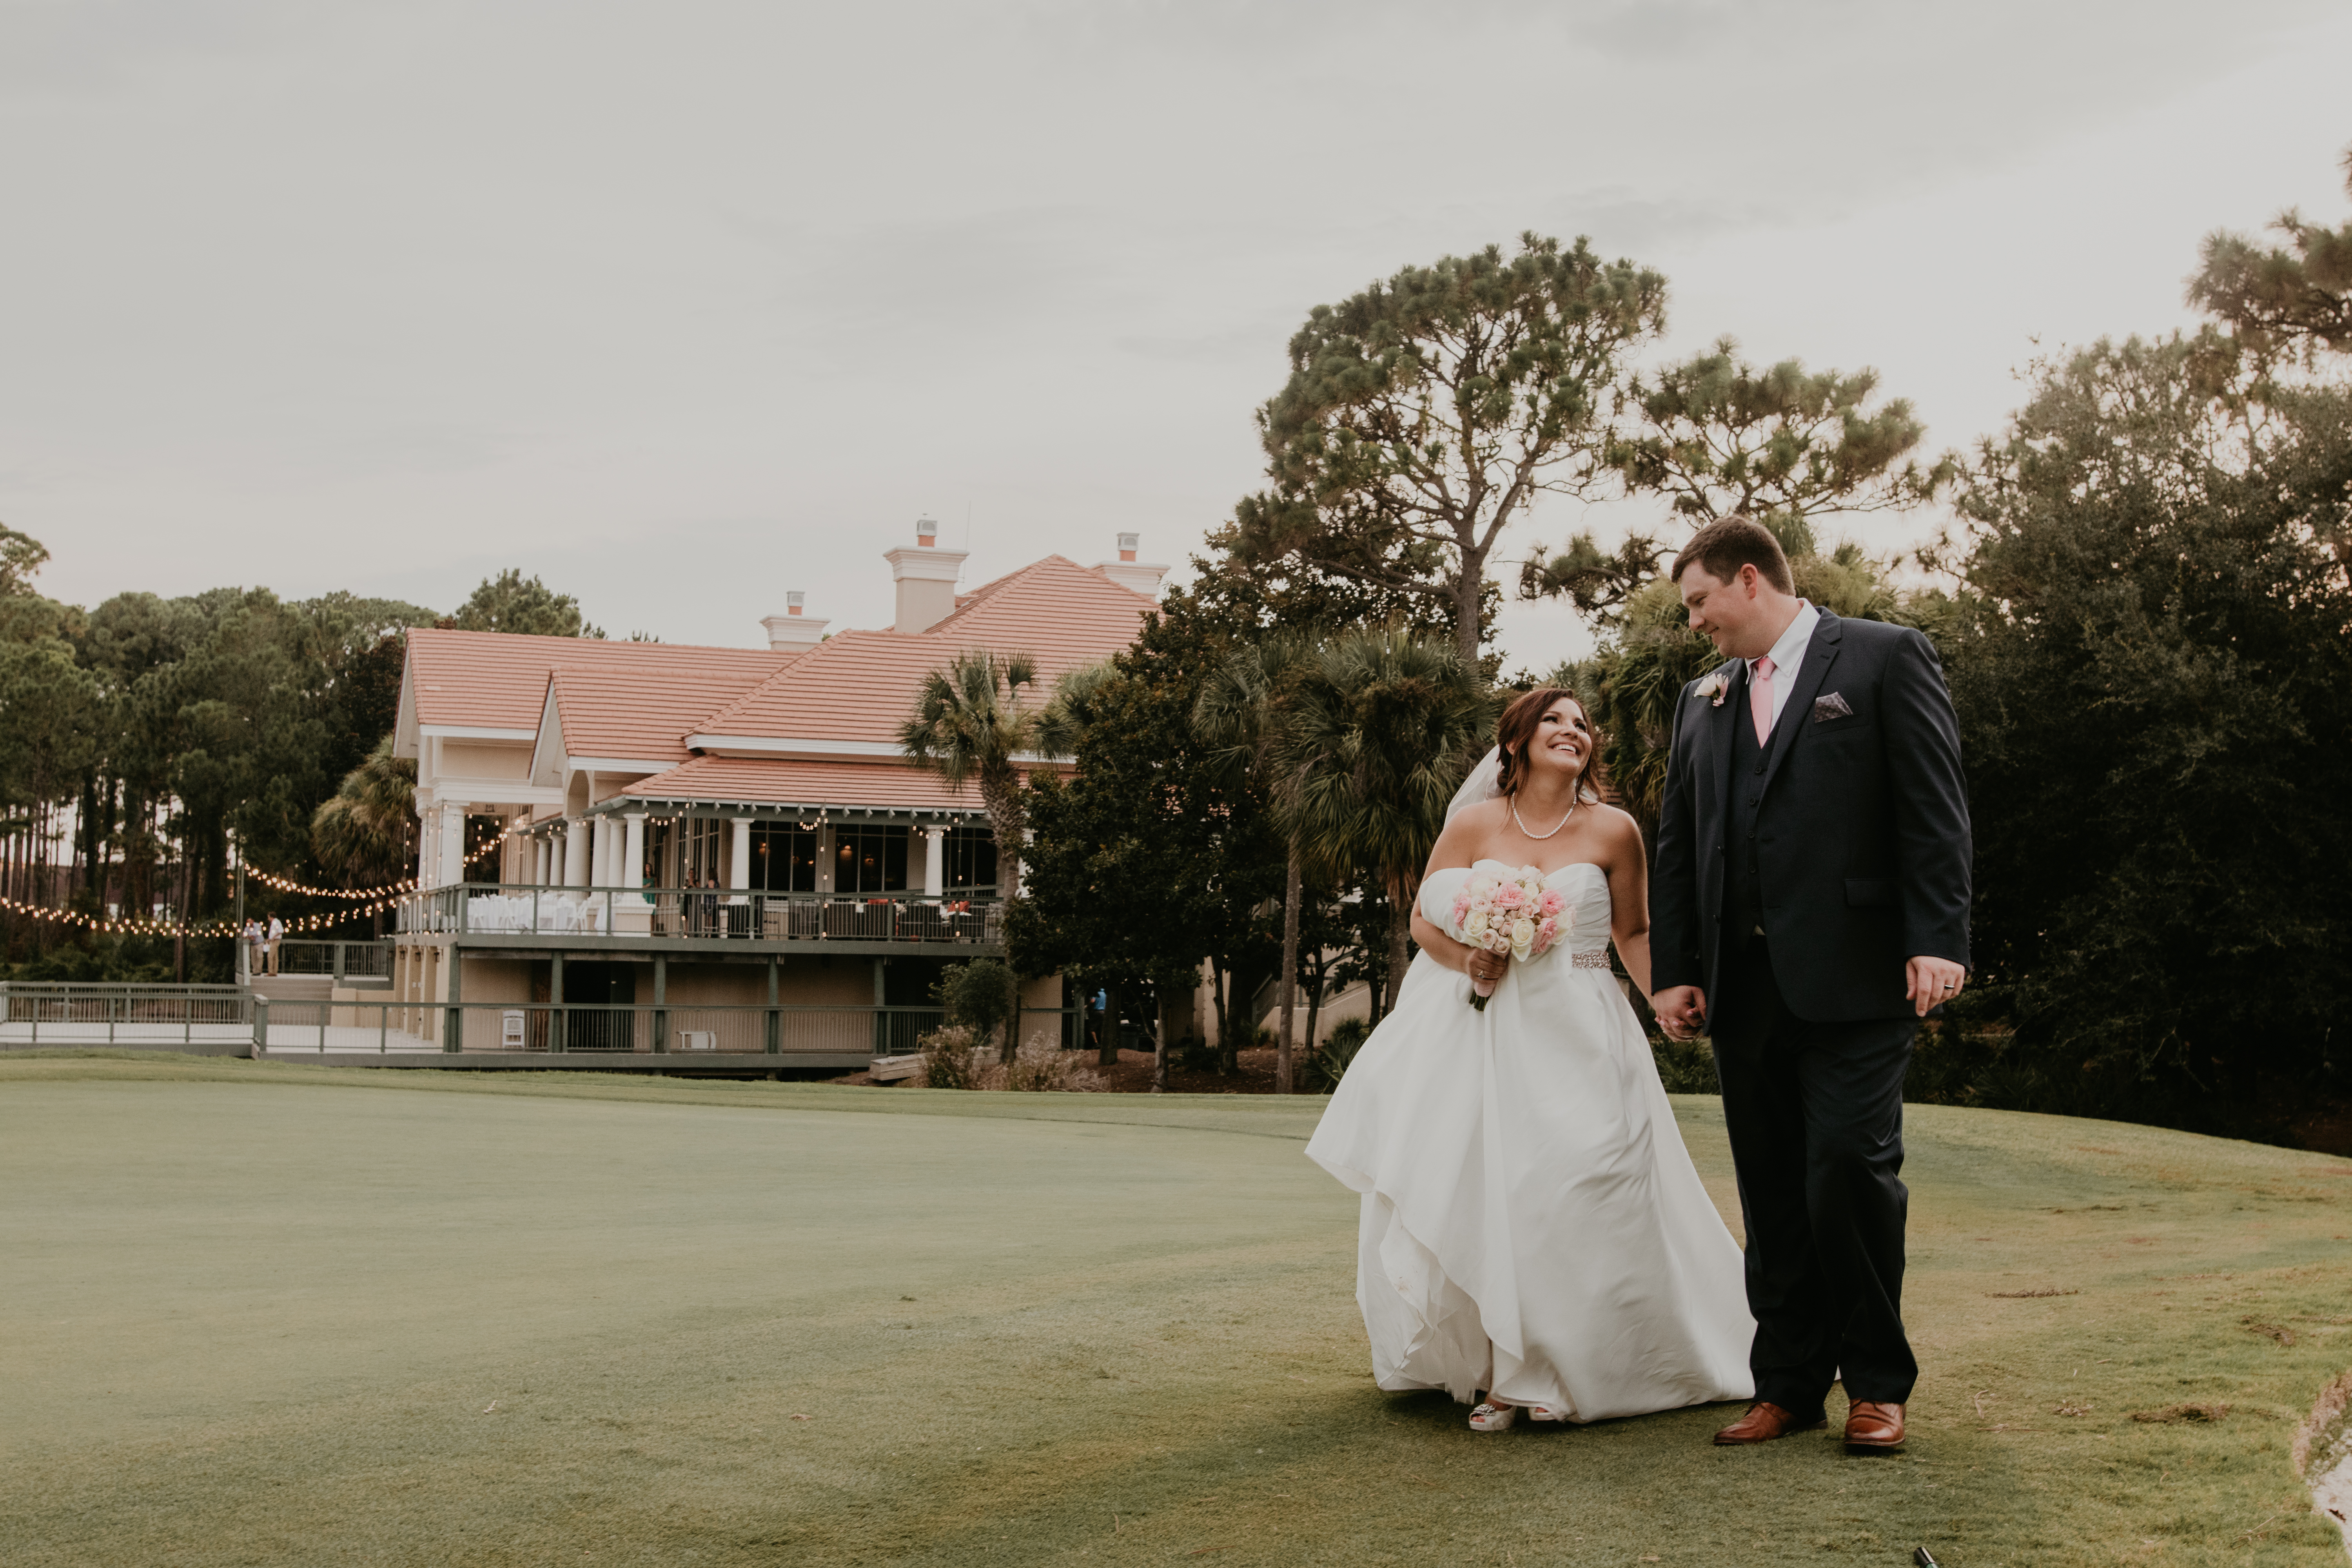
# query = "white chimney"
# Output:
<box><xmin>761</xmin><ymin>592</ymin><xmax>829</xmax><ymax>654</ymax></box>
<box><xmin>883</xmin><ymin>517</ymin><xmax>968</xmax><ymax>634</ymax></box>
<box><xmin>1095</xmin><ymin>530</ymin><xmax>1169</xmax><ymax>597</ymax></box>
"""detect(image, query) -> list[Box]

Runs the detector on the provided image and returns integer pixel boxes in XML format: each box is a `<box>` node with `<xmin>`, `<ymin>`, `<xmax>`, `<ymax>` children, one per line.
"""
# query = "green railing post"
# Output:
<box><xmin>652</xmin><ymin>955</ymin><xmax>666</xmax><ymax>1055</ymax></box>
<box><xmin>442</xmin><ymin>944</ymin><xmax>462</xmax><ymax>1053</ymax></box>
<box><xmin>765</xmin><ymin>955</ymin><xmax>779</xmax><ymax>1054</ymax></box>
<box><xmin>549</xmin><ymin>952</ymin><xmax>566</xmax><ymax>1054</ymax></box>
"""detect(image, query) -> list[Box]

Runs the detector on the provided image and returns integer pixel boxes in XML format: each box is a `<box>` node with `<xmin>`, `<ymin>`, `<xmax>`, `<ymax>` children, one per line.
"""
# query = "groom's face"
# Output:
<box><xmin>1677</xmin><ymin>564</ymin><xmax>1770</xmax><ymax>659</ymax></box>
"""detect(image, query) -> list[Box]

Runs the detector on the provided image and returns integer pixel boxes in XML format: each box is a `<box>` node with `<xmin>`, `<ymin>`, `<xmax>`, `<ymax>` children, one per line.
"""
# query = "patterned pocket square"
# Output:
<box><xmin>1813</xmin><ymin>691</ymin><xmax>1855</xmax><ymax>722</ymax></box>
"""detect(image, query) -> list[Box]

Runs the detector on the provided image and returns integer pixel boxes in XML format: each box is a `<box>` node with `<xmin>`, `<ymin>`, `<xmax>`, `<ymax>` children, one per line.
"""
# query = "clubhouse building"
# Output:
<box><xmin>382</xmin><ymin>523</ymin><xmax>1167</xmax><ymax>1064</ymax></box>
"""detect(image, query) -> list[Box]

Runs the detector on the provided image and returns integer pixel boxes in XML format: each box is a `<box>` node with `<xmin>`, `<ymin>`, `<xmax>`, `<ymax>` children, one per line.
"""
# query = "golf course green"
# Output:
<box><xmin>2</xmin><ymin>1055</ymin><xmax>2347</xmax><ymax>1565</ymax></box>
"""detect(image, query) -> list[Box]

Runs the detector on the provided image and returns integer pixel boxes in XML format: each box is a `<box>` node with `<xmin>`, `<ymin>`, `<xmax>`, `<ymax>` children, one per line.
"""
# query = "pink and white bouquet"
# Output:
<box><xmin>1449</xmin><ymin>865</ymin><xmax>1569</xmax><ymax>1011</ymax></box>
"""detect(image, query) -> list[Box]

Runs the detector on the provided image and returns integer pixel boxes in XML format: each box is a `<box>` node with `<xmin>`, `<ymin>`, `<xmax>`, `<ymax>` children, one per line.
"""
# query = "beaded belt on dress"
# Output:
<box><xmin>1569</xmin><ymin>949</ymin><xmax>1612</xmax><ymax>969</ymax></box>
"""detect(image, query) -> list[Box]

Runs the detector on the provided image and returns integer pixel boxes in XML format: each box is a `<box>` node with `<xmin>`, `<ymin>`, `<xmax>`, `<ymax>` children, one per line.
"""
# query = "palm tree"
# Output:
<box><xmin>1194</xmin><ymin>633</ymin><xmax>1316</xmax><ymax>1093</ymax></box>
<box><xmin>901</xmin><ymin>650</ymin><xmax>1043</xmax><ymax>1058</ymax></box>
<box><xmin>310</xmin><ymin>736</ymin><xmax>418</xmax><ymax>891</ymax></box>
<box><xmin>900</xmin><ymin>649</ymin><xmax>1044</xmax><ymax>893</ymax></box>
<box><xmin>310</xmin><ymin>735</ymin><xmax>419</xmax><ymax>934</ymax></box>
<box><xmin>1032</xmin><ymin>658</ymin><xmax>1120</xmax><ymax>761</ymax></box>
<box><xmin>1279</xmin><ymin>628</ymin><xmax>1496</xmax><ymax>1016</ymax></box>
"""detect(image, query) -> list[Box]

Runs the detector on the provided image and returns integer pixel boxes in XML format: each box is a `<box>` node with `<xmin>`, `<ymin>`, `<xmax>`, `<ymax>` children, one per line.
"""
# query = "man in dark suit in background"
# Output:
<box><xmin>1649</xmin><ymin>515</ymin><xmax>1972</xmax><ymax>1454</ymax></box>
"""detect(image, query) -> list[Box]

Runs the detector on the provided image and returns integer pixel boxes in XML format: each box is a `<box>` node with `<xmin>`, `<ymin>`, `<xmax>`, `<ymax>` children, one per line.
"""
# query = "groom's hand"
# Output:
<box><xmin>1907</xmin><ymin>956</ymin><xmax>1967</xmax><ymax>1018</ymax></box>
<box><xmin>1653</xmin><ymin>985</ymin><xmax>1706</xmax><ymax>1040</ymax></box>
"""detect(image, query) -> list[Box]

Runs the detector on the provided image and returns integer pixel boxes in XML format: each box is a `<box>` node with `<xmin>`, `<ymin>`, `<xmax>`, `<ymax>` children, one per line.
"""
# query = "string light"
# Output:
<box><xmin>239</xmin><ymin>829</ymin><xmax>510</xmax><ymax>900</ymax></box>
<box><xmin>4</xmin><ymin>831</ymin><xmax>516</xmax><ymax>939</ymax></box>
<box><xmin>0</xmin><ymin>890</ymin><xmax>402</xmax><ymax>938</ymax></box>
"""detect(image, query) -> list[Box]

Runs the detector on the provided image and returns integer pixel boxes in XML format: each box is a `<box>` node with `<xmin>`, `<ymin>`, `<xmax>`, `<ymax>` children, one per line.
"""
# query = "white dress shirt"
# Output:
<box><xmin>1748</xmin><ymin>600</ymin><xmax>1820</xmax><ymax>734</ymax></box>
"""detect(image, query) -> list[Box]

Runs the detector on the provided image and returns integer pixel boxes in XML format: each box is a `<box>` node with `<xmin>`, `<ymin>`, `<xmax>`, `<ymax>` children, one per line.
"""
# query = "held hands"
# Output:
<box><xmin>1653</xmin><ymin>964</ymin><xmax>1962</xmax><ymax>1033</ymax></box>
<box><xmin>1466</xmin><ymin>949</ymin><xmax>1509</xmax><ymax>987</ymax></box>
<box><xmin>1653</xmin><ymin>985</ymin><xmax>1706</xmax><ymax>1041</ymax></box>
<box><xmin>1906</xmin><ymin>956</ymin><xmax>1967</xmax><ymax>1018</ymax></box>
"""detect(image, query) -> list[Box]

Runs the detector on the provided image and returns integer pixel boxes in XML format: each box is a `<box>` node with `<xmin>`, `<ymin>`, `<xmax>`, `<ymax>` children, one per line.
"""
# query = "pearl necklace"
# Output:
<box><xmin>1511</xmin><ymin>796</ymin><xmax>1577</xmax><ymax>840</ymax></box>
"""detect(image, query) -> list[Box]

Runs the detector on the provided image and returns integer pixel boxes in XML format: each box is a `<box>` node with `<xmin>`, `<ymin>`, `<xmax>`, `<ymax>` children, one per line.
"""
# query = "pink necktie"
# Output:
<box><xmin>1751</xmin><ymin>655</ymin><xmax>1776</xmax><ymax>745</ymax></box>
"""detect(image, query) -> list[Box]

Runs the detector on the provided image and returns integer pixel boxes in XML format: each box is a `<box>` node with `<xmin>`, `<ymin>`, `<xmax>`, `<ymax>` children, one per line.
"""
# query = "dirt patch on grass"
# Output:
<box><xmin>2132</xmin><ymin>1402</ymin><xmax>2233</xmax><ymax>1423</ymax></box>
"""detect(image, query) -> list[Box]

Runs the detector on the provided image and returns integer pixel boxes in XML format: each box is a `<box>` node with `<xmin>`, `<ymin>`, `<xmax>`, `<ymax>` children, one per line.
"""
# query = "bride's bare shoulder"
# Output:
<box><xmin>1587</xmin><ymin>803</ymin><xmax>1646</xmax><ymax>858</ymax></box>
<box><xmin>1428</xmin><ymin>799</ymin><xmax>1509</xmax><ymax>866</ymax></box>
<box><xmin>1455</xmin><ymin>797</ymin><xmax>1512</xmax><ymax>833</ymax></box>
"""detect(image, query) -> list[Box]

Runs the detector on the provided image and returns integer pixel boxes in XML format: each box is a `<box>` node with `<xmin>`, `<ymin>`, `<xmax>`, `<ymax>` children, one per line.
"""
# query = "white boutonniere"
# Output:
<box><xmin>1695</xmin><ymin>668</ymin><xmax>1731</xmax><ymax>707</ymax></box>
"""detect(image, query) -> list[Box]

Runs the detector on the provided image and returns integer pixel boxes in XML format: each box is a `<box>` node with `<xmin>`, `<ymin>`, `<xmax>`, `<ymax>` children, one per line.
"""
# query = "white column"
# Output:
<box><xmin>922</xmin><ymin>827</ymin><xmax>946</xmax><ymax>898</ymax></box>
<box><xmin>416</xmin><ymin>803</ymin><xmax>435</xmax><ymax>889</ymax></box>
<box><xmin>729</xmin><ymin>817</ymin><xmax>753</xmax><ymax>903</ymax></box>
<box><xmin>563</xmin><ymin>818</ymin><xmax>588</xmax><ymax>887</ymax></box>
<box><xmin>436</xmin><ymin>804</ymin><xmax>464</xmax><ymax>888</ymax></box>
<box><xmin>622</xmin><ymin>813</ymin><xmax>646</xmax><ymax>892</ymax></box>
<box><xmin>592</xmin><ymin>818</ymin><xmax>613</xmax><ymax>887</ymax></box>
<box><xmin>534</xmin><ymin>838</ymin><xmax>550</xmax><ymax>886</ymax></box>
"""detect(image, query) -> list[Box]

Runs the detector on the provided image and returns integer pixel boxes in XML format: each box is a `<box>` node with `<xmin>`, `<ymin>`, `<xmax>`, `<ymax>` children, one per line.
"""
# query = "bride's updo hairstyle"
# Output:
<box><xmin>1494</xmin><ymin>686</ymin><xmax>1603</xmax><ymax>804</ymax></box>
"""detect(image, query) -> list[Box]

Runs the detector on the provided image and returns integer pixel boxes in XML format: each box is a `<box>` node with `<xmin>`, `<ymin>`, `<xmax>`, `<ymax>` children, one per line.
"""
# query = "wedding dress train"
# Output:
<box><xmin>1304</xmin><ymin>861</ymin><xmax>1755</xmax><ymax>1421</ymax></box>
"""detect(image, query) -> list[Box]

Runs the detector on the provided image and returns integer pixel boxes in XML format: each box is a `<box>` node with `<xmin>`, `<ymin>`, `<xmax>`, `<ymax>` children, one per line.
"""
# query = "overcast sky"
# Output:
<box><xmin>4</xmin><ymin>0</ymin><xmax>2347</xmax><ymax>668</ymax></box>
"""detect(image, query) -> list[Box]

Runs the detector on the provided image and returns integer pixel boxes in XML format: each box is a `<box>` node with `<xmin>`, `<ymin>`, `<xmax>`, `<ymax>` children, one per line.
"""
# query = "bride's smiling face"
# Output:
<box><xmin>1524</xmin><ymin>699</ymin><xmax>1592</xmax><ymax>783</ymax></box>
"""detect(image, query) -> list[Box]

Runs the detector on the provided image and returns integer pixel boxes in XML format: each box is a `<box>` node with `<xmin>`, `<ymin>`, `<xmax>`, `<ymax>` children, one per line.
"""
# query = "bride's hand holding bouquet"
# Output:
<box><xmin>1450</xmin><ymin>866</ymin><xmax>1568</xmax><ymax>1011</ymax></box>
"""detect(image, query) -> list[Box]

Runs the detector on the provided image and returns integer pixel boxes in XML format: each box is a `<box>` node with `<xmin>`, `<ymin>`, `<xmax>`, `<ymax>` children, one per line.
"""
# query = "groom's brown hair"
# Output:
<box><xmin>1671</xmin><ymin>514</ymin><xmax>1794</xmax><ymax>594</ymax></box>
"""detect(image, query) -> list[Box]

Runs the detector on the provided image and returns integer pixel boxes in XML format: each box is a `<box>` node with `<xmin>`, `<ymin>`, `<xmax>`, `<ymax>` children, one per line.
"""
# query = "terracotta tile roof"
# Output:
<box><xmin>408</xmin><ymin>628</ymin><xmax>790</xmax><ymax>735</ymax></box>
<box><xmin>691</xmin><ymin>555</ymin><xmax>1154</xmax><ymax>746</ymax></box>
<box><xmin>619</xmin><ymin>756</ymin><xmax>988</xmax><ymax>813</ymax></box>
<box><xmin>546</xmin><ymin>655</ymin><xmax>785</xmax><ymax>764</ymax></box>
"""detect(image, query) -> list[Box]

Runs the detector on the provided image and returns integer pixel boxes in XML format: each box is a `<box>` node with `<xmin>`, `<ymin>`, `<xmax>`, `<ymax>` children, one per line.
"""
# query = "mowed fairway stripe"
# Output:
<box><xmin>2</xmin><ymin>1060</ymin><xmax>2347</xmax><ymax>1566</ymax></box>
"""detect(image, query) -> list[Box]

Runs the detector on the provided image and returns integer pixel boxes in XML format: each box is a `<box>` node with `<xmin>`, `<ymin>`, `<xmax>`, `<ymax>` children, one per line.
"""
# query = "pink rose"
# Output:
<box><xmin>1537</xmin><ymin>917</ymin><xmax>1557</xmax><ymax>942</ymax></box>
<box><xmin>1539</xmin><ymin>891</ymin><xmax>1563</xmax><ymax>916</ymax></box>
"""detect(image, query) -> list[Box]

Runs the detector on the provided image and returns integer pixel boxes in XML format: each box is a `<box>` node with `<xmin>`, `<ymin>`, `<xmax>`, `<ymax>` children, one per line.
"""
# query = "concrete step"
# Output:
<box><xmin>249</xmin><ymin>975</ymin><xmax>334</xmax><ymax>1004</ymax></box>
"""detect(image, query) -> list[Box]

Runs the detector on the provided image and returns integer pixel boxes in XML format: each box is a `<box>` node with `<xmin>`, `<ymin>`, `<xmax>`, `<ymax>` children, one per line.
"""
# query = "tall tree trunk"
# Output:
<box><xmin>1302</xmin><ymin>949</ymin><xmax>1325</xmax><ymax>1074</ymax></box>
<box><xmin>1275</xmin><ymin>845</ymin><xmax>1302</xmax><ymax>1093</ymax></box>
<box><xmin>174</xmin><ymin>838</ymin><xmax>188</xmax><ymax>984</ymax></box>
<box><xmin>1150</xmin><ymin>979</ymin><xmax>1167</xmax><ymax>1093</ymax></box>
<box><xmin>1383</xmin><ymin>873</ymin><xmax>1412</xmax><ymax>1015</ymax></box>
<box><xmin>1455</xmin><ymin>561</ymin><xmax>1485</xmax><ymax>664</ymax></box>
<box><xmin>1095</xmin><ymin>977</ymin><xmax>1119</xmax><ymax>1068</ymax></box>
<box><xmin>1206</xmin><ymin>955</ymin><xmax>1229</xmax><ymax>1071</ymax></box>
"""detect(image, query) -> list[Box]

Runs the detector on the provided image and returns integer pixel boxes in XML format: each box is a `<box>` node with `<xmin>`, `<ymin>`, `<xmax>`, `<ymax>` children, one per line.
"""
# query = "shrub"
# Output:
<box><xmin>915</xmin><ymin>1025</ymin><xmax>982</xmax><ymax>1090</ymax></box>
<box><xmin>1000</xmin><ymin>1031</ymin><xmax>1102</xmax><ymax>1093</ymax></box>
<box><xmin>1650</xmin><ymin>1034</ymin><xmax>1720</xmax><ymax>1095</ymax></box>
<box><xmin>936</xmin><ymin>959</ymin><xmax>1017</xmax><ymax>1060</ymax></box>
<box><xmin>1303</xmin><ymin>1016</ymin><xmax>1373</xmax><ymax>1093</ymax></box>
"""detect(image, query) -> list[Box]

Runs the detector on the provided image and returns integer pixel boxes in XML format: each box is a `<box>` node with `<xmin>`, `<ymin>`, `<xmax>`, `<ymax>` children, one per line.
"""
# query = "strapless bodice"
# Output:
<box><xmin>1419</xmin><ymin>859</ymin><xmax>1612</xmax><ymax>955</ymax></box>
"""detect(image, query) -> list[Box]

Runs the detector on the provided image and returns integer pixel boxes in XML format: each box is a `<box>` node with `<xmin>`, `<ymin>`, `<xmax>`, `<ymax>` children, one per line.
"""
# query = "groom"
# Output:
<box><xmin>1649</xmin><ymin>515</ymin><xmax>1971</xmax><ymax>1454</ymax></box>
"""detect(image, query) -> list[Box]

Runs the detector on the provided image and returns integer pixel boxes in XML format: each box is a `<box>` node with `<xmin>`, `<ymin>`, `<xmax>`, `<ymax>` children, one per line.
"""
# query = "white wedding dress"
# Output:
<box><xmin>1304</xmin><ymin>860</ymin><xmax>1756</xmax><ymax>1421</ymax></box>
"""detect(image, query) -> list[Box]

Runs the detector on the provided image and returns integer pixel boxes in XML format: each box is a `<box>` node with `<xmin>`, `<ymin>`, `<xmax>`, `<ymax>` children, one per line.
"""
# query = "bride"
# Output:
<box><xmin>1304</xmin><ymin>687</ymin><xmax>1755</xmax><ymax>1431</ymax></box>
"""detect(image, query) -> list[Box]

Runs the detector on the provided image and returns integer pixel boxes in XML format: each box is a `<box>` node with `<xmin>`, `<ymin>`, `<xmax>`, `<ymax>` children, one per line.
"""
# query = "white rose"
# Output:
<box><xmin>1510</xmin><ymin>917</ymin><xmax>1536</xmax><ymax>959</ymax></box>
<box><xmin>1463</xmin><ymin>911</ymin><xmax>1490</xmax><ymax>943</ymax></box>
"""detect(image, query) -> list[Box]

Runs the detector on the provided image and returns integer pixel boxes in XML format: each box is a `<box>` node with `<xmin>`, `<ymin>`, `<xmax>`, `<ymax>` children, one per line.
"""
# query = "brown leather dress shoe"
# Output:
<box><xmin>1844</xmin><ymin>1401</ymin><xmax>1906</xmax><ymax>1450</ymax></box>
<box><xmin>1713</xmin><ymin>1401</ymin><xmax>1827</xmax><ymax>1445</ymax></box>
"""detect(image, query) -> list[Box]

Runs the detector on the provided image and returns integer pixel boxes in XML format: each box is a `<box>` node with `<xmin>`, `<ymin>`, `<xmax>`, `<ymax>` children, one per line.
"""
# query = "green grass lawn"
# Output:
<box><xmin>2</xmin><ymin>1056</ymin><xmax>2347</xmax><ymax>1567</ymax></box>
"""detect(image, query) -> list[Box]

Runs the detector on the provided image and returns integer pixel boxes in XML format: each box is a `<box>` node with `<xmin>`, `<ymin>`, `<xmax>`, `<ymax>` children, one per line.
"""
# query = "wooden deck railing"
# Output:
<box><xmin>395</xmin><ymin>885</ymin><xmax>1005</xmax><ymax>947</ymax></box>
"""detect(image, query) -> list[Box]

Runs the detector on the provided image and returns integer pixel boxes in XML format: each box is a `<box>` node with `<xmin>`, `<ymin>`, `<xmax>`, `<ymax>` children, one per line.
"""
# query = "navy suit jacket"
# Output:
<box><xmin>1650</xmin><ymin>610</ymin><xmax>1972</xmax><ymax>1023</ymax></box>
